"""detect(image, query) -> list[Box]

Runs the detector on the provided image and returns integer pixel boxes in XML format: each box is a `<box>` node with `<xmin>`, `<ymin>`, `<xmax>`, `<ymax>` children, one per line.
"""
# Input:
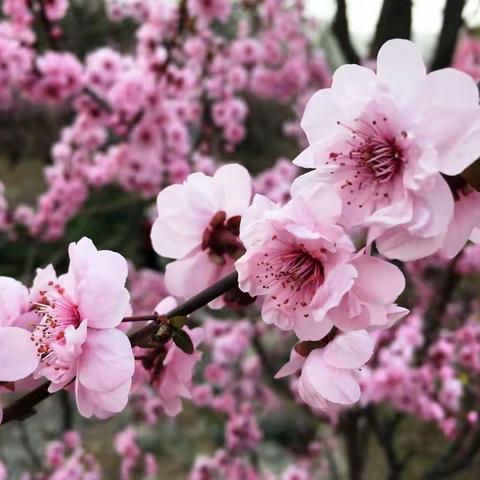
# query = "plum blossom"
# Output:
<box><xmin>0</xmin><ymin>277</ymin><xmax>39</xmax><ymax>423</ymax></box>
<box><xmin>188</xmin><ymin>0</ymin><xmax>231</xmax><ymax>24</ymax></box>
<box><xmin>276</xmin><ymin>330</ymin><xmax>375</xmax><ymax>409</ymax></box>
<box><xmin>293</xmin><ymin>39</ymin><xmax>480</xmax><ymax>261</ymax></box>
<box><xmin>155</xmin><ymin>326</ymin><xmax>204</xmax><ymax>416</ymax></box>
<box><xmin>235</xmin><ymin>189</ymin><xmax>407</xmax><ymax>340</ymax></box>
<box><xmin>0</xmin><ymin>279</ymin><xmax>38</xmax><ymax>401</ymax></box>
<box><xmin>30</xmin><ymin>237</ymin><xmax>134</xmax><ymax>419</ymax></box>
<box><xmin>151</xmin><ymin>163</ymin><xmax>252</xmax><ymax>301</ymax></box>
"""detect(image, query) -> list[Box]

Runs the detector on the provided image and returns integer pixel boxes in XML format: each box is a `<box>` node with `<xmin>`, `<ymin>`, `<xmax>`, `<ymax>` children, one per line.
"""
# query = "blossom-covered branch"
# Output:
<box><xmin>1</xmin><ymin>270</ymin><xmax>238</xmax><ymax>426</ymax></box>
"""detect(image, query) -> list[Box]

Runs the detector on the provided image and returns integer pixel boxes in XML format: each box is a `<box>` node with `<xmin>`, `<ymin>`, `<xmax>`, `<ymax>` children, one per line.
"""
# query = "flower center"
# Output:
<box><xmin>256</xmin><ymin>237</ymin><xmax>325</xmax><ymax>315</ymax></box>
<box><xmin>337</xmin><ymin>117</ymin><xmax>405</xmax><ymax>181</ymax></box>
<box><xmin>327</xmin><ymin>116</ymin><xmax>407</xmax><ymax>210</ymax></box>
<box><xmin>31</xmin><ymin>282</ymin><xmax>81</xmax><ymax>361</ymax></box>
<box><xmin>202</xmin><ymin>211</ymin><xmax>245</xmax><ymax>265</ymax></box>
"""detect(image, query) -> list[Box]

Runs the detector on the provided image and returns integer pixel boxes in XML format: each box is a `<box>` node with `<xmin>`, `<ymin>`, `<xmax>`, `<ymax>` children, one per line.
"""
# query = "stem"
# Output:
<box><xmin>332</xmin><ymin>0</ymin><xmax>360</xmax><ymax>64</ymax></box>
<box><xmin>430</xmin><ymin>0</ymin><xmax>466</xmax><ymax>70</ymax></box>
<box><xmin>122</xmin><ymin>314</ymin><xmax>159</xmax><ymax>323</ymax></box>
<box><xmin>369</xmin><ymin>0</ymin><xmax>412</xmax><ymax>58</ymax></box>
<box><xmin>1</xmin><ymin>271</ymin><xmax>239</xmax><ymax>426</ymax></box>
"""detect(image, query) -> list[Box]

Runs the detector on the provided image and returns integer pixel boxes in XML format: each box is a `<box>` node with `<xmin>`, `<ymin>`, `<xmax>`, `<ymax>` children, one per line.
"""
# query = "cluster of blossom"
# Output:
<box><xmin>0</xmin><ymin>0</ymin><xmax>329</xmax><ymax>239</ymax></box>
<box><xmin>19</xmin><ymin>431</ymin><xmax>101</xmax><ymax>480</ymax></box>
<box><xmin>189</xmin><ymin>317</ymin><xmax>333</xmax><ymax>479</ymax></box>
<box><xmin>2</xmin><ymin>37</ymin><xmax>480</xmax><ymax>436</ymax></box>
<box><xmin>190</xmin><ymin>450</ymin><xmax>321</xmax><ymax>480</ymax></box>
<box><xmin>151</xmin><ymin>38</ymin><xmax>480</xmax><ymax>414</ymax></box>
<box><xmin>452</xmin><ymin>32</ymin><xmax>480</xmax><ymax>82</ymax></box>
<box><xmin>114</xmin><ymin>427</ymin><xmax>158</xmax><ymax>480</ymax></box>
<box><xmin>0</xmin><ymin>237</ymin><xmax>134</xmax><ymax>421</ymax></box>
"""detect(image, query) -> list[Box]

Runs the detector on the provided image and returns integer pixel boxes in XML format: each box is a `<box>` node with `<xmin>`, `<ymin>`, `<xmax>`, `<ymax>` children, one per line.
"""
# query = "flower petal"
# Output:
<box><xmin>351</xmin><ymin>255</ymin><xmax>405</xmax><ymax>305</ymax></box>
<box><xmin>78</xmin><ymin>329</ymin><xmax>134</xmax><ymax>392</ymax></box>
<box><xmin>0</xmin><ymin>327</ymin><xmax>39</xmax><ymax>381</ymax></box>
<box><xmin>213</xmin><ymin>163</ymin><xmax>252</xmax><ymax>217</ymax></box>
<box><xmin>377</xmin><ymin>39</ymin><xmax>426</xmax><ymax>99</ymax></box>
<box><xmin>323</xmin><ymin>330</ymin><xmax>374</xmax><ymax>369</ymax></box>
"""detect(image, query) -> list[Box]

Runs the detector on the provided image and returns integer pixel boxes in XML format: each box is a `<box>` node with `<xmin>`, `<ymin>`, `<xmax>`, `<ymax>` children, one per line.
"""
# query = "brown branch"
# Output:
<box><xmin>431</xmin><ymin>0</ymin><xmax>467</xmax><ymax>70</ymax></box>
<box><xmin>369</xmin><ymin>0</ymin><xmax>412</xmax><ymax>58</ymax></box>
<box><xmin>1</xmin><ymin>271</ymin><xmax>239</xmax><ymax>426</ymax></box>
<box><xmin>332</xmin><ymin>0</ymin><xmax>360</xmax><ymax>64</ymax></box>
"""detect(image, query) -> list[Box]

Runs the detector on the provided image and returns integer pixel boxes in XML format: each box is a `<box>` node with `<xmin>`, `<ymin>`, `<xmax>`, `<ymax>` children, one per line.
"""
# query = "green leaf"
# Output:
<box><xmin>172</xmin><ymin>328</ymin><xmax>194</xmax><ymax>354</ymax></box>
<box><xmin>169</xmin><ymin>316</ymin><xmax>188</xmax><ymax>329</ymax></box>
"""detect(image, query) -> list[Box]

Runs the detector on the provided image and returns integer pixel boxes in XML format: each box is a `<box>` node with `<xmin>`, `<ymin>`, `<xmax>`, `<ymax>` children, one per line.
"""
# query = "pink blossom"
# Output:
<box><xmin>236</xmin><ymin>190</ymin><xmax>407</xmax><ymax>340</ymax></box>
<box><xmin>188</xmin><ymin>0</ymin><xmax>231</xmax><ymax>24</ymax></box>
<box><xmin>276</xmin><ymin>330</ymin><xmax>375</xmax><ymax>409</ymax></box>
<box><xmin>452</xmin><ymin>34</ymin><xmax>480</xmax><ymax>82</ymax></box>
<box><xmin>0</xmin><ymin>277</ymin><xmax>39</xmax><ymax>422</ymax></box>
<box><xmin>155</xmin><ymin>327</ymin><xmax>204</xmax><ymax>416</ymax></box>
<box><xmin>151</xmin><ymin>164</ymin><xmax>251</xmax><ymax>300</ymax></box>
<box><xmin>30</xmin><ymin>237</ymin><xmax>134</xmax><ymax>419</ymax></box>
<box><xmin>294</xmin><ymin>39</ymin><xmax>480</xmax><ymax>261</ymax></box>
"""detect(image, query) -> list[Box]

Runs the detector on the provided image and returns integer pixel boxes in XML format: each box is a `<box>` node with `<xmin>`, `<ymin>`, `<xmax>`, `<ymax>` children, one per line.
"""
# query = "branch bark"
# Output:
<box><xmin>369</xmin><ymin>0</ymin><xmax>412</xmax><ymax>58</ymax></box>
<box><xmin>430</xmin><ymin>0</ymin><xmax>466</xmax><ymax>70</ymax></box>
<box><xmin>332</xmin><ymin>0</ymin><xmax>360</xmax><ymax>64</ymax></box>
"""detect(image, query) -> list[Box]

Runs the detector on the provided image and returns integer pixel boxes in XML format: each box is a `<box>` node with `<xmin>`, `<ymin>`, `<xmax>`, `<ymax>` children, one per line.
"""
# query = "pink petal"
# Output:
<box><xmin>0</xmin><ymin>277</ymin><xmax>29</xmax><ymax>327</ymax></box>
<box><xmin>274</xmin><ymin>349</ymin><xmax>306</xmax><ymax>378</ymax></box>
<box><xmin>471</xmin><ymin>227</ymin><xmax>480</xmax><ymax>243</ymax></box>
<box><xmin>68</xmin><ymin>237</ymin><xmax>97</xmax><ymax>280</ymax></box>
<box><xmin>351</xmin><ymin>255</ymin><xmax>405</xmax><ymax>305</ymax></box>
<box><xmin>441</xmin><ymin>192</ymin><xmax>480</xmax><ymax>258</ymax></box>
<box><xmin>151</xmin><ymin>184</ymin><xmax>206</xmax><ymax>259</ymax></box>
<box><xmin>377</xmin><ymin>39</ymin><xmax>426</xmax><ymax>99</ymax></box>
<box><xmin>310</xmin><ymin>264</ymin><xmax>358</xmax><ymax>319</ymax></box>
<box><xmin>260</xmin><ymin>297</ymin><xmax>295</xmax><ymax>331</ymax></box>
<box><xmin>0</xmin><ymin>327</ymin><xmax>39</xmax><ymax>381</ymax></box>
<box><xmin>213</xmin><ymin>163</ymin><xmax>252</xmax><ymax>217</ymax></box>
<box><xmin>294</xmin><ymin>314</ymin><xmax>333</xmax><ymax>341</ymax></box>
<box><xmin>323</xmin><ymin>330</ymin><xmax>374</xmax><ymax>369</ymax></box>
<box><xmin>300</xmin><ymin>89</ymin><xmax>342</xmax><ymax>144</ymax></box>
<box><xmin>301</xmin><ymin>350</ymin><xmax>361</xmax><ymax>405</ymax></box>
<box><xmin>78</xmin><ymin>277</ymin><xmax>130</xmax><ymax>329</ymax></box>
<box><xmin>165</xmin><ymin>249</ymin><xmax>224</xmax><ymax>298</ymax></box>
<box><xmin>78</xmin><ymin>329</ymin><xmax>134</xmax><ymax>392</ymax></box>
<box><xmin>239</xmin><ymin>194</ymin><xmax>278</xmax><ymax>248</ymax></box>
<box><xmin>332</xmin><ymin>64</ymin><xmax>377</xmax><ymax>106</ymax></box>
<box><xmin>76</xmin><ymin>379</ymin><xmax>131</xmax><ymax>419</ymax></box>
<box><xmin>376</xmin><ymin>226</ymin><xmax>443</xmax><ymax>261</ymax></box>
<box><xmin>155</xmin><ymin>296</ymin><xmax>178</xmax><ymax>315</ymax></box>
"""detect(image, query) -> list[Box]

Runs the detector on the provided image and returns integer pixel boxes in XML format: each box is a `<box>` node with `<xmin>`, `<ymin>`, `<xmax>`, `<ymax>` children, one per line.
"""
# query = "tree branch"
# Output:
<box><xmin>1</xmin><ymin>271</ymin><xmax>239</xmax><ymax>426</ymax></box>
<box><xmin>369</xmin><ymin>0</ymin><xmax>412</xmax><ymax>58</ymax></box>
<box><xmin>430</xmin><ymin>0</ymin><xmax>466</xmax><ymax>70</ymax></box>
<box><xmin>332</xmin><ymin>0</ymin><xmax>360</xmax><ymax>64</ymax></box>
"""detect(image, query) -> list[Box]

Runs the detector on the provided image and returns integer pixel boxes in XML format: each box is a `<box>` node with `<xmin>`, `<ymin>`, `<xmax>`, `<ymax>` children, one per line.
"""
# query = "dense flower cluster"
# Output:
<box><xmin>0</xmin><ymin>0</ymin><xmax>329</xmax><ymax>239</ymax></box>
<box><xmin>1</xmin><ymin>0</ymin><xmax>480</xmax><ymax>477</ymax></box>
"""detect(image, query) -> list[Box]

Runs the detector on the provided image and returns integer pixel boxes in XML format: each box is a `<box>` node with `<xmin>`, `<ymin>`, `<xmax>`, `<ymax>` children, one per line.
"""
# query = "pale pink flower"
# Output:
<box><xmin>235</xmin><ymin>190</ymin><xmax>407</xmax><ymax>340</ymax></box>
<box><xmin>151</xmin><ymin>164</ymin><xmax>251</xmax><ymax>300</ymax></box>
<box><xmin>0</xmin><ymin>277</ymin><xmax>39</xmax><ymax>422</ymax></box>
<box><xmin>294</xmin><ymin>39</ymin><xmax>480</xmax><ymax>260</ymax></box>
<box><xmin>452</xmin><ymin>34</ymin><xmax>480</xmax><ymax>82</ymax></box>
<box><xmin>188</xmin><ymin>0</ymin><xmax>231</xmax><ymax>24</ymax></box>
<box><xmin>276</xmin><ymin>330</ymin><xmax>374</xmax><ymax>409</ymax></box>
<box><xmin>31</xmin><ymin>237</ymin><xmax>134</xmax><ymax>419</ymax></box>
<box><xmin>156</xmin><ymin>327</ymin><xmax>204</xmax><ymax>416</ymax></box>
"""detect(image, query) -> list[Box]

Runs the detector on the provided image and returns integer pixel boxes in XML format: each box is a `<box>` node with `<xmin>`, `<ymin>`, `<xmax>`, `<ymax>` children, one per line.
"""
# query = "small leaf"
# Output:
<box><xmin>169</xmin><ymin>316</ymin><xmax>188</xmax><ymax>329</ymax></box>
<box><xmin>172</xmin><ymin>328</ymin><xmax>194</xmax><ymax>354</ymax></box>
